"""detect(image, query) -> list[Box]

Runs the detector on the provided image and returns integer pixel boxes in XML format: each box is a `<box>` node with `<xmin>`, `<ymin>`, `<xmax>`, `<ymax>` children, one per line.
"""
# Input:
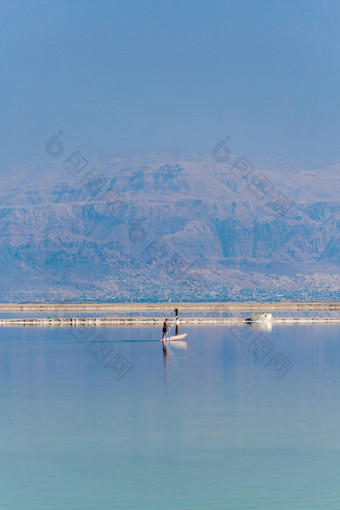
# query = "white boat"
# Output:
<box><xmin>160</xmin><ymin>333</ymin><xmax>188</xmax><ymax>342</ymax></box>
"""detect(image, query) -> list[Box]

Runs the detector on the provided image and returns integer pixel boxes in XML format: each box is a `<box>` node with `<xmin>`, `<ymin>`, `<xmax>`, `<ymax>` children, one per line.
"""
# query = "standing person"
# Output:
<box><xmin>162</xmin><ymin>318</ymin><xmax>169</xmax><ymax>341</ymax></box>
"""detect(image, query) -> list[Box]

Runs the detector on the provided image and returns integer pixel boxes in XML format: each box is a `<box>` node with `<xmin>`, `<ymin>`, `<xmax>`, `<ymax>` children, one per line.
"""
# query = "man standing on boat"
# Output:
<box><xmin>162</xmin><ymin>318</ymin><xmax>169</xmax><ymax>341</ymax></box>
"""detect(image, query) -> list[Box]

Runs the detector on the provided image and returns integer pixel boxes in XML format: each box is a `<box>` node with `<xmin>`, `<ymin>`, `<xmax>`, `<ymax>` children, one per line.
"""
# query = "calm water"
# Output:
<box><xmin>0</xmin><ymin>324</ymin><xmax>340</xmax><ymax>509</ymax></box>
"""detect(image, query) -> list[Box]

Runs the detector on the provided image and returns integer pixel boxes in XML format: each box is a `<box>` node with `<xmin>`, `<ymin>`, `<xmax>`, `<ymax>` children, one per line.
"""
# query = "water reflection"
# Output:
<box><xmin>1</xmin><ymin>325</ymin><xmax>340</xmax><ymax>509</ymax></box>
<box><xmin>251</xmin><ymin>321</ymin><xmax>273</xmax><ymax>332</ymax></box>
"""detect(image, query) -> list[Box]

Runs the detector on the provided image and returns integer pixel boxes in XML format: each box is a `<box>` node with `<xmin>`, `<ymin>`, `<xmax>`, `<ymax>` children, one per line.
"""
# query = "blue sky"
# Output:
<box><xmin>1</xmin><ymin>0</ymin><xmax>340</xmax><ymax>165</ymax></box>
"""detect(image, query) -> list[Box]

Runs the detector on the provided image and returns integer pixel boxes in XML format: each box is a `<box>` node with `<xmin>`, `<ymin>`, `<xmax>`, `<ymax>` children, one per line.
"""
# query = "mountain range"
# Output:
<box><xmin>0</xmin><ymin>152</ymin><xmax>339</xmax><ymax>302</ymax></box>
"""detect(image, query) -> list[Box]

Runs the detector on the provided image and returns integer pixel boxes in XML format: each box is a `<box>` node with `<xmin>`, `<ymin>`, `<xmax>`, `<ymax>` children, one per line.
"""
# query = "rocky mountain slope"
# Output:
<box><xmin>0</xmin><ymin>154</ymin><xmax>339</xmax><ymax>301</ymax></box>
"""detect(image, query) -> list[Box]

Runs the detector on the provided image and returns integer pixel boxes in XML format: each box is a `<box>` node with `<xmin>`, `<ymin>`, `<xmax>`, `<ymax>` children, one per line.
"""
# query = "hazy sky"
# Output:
<box><xmin>1</xmin><ymin>0</ymin><xmax>340</xmax><ymax>165</ymax></box>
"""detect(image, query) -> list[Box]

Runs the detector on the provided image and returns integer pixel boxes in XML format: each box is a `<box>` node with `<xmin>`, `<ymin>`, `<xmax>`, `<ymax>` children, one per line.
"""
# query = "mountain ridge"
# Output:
<box><xmin>0</xmin><ymin>154</ymin><xmax>339</xmax><ymax>301</ymax></box>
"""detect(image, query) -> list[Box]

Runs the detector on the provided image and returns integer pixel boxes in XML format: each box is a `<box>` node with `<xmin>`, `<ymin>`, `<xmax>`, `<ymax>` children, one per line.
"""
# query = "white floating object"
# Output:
<box><xmin>250</xmin><ymin>313</ymin><xmax>272</xmax><ymax>323</ymax></box>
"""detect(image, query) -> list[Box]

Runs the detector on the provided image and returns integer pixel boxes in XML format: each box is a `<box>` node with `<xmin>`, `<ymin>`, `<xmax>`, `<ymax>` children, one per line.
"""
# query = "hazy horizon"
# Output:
<box><xmin>2</xmin><ymin>0</ymin><xmax>340</xmax><ymax>168</ymax></box>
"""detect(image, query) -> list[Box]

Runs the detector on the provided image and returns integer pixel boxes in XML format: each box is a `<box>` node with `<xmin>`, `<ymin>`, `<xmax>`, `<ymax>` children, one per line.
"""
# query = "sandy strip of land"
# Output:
<box><xmin>0</xmin><ymin>301</ymin><xmax>339</xmax><ymax>313</ymax></box>
<box><xmin>0</xmin><ymin>316</ymin><xmax>339</xmax><ymax>327</ymax></box>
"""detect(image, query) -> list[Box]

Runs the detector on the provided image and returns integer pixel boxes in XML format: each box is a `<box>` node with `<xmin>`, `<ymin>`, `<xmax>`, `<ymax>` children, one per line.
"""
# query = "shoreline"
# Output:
<box><xmin>0</xmin><ymin>301</ymin><xmax>339</xmax><ymax>327</ymax></box>
<box><xmin>0</xmin><ymin>316</ymin><xmax>340</xmax><ymax>327</ymax></box>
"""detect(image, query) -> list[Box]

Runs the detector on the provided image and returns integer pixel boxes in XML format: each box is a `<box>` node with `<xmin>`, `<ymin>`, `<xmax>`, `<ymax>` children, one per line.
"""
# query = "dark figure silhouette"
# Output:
<box><xmin>162</xmin><ymin>318</ymin><xmax>168</xmax><ymax>341</ymax></box>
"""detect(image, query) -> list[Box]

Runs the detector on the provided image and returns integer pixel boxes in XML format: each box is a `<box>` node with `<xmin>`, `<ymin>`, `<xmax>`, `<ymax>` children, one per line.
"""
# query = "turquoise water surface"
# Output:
<box><xmin>0</xmin><ymin>324</ymin><xmax>340</xmax><ymax>509</ymax></box>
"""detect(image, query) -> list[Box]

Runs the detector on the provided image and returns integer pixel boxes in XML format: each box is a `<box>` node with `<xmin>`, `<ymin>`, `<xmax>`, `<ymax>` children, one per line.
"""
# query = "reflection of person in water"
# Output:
<box><xmin>162</xmin><ymin>318</ymin><xmax>168</xmax><ymax>341</ymax></box>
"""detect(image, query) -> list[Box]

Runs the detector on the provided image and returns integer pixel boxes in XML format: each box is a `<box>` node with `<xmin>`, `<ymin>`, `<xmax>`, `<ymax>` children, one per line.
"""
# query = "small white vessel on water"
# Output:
<box><xmin>161</xmin><ymin>311</ymin><xmax>188</xmax><ymax>354</ymax></box>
